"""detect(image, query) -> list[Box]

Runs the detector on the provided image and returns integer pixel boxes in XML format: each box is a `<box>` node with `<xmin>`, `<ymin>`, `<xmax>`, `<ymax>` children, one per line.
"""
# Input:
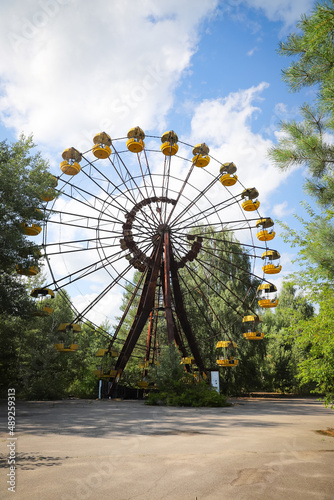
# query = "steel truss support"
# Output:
<box><xmin>108</xmin><ymin>229</ymin><xmax>206</xmax><ymax>395</ymax></box>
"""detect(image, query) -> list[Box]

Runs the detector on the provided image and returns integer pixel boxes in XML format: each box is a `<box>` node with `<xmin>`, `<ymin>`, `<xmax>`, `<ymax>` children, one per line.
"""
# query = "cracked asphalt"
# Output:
<box><xmin>1</xmin><ymin>397</ymin><xmax>333</xmax><ymax>499</ymax></box>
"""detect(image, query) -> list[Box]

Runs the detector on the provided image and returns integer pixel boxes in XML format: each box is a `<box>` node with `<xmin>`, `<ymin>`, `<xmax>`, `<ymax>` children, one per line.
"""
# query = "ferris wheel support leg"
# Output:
<box><xmin>107</xmin><ymin>240</ymin><xmax>164</xmax><ymax>396</ymax></box>
<box><xmin>143</xmin><ymin>311</ymin><xmax>154</xmax><ymax>378</ymax></box>
<box><xmin>162</xmin><ymin>234</ymin><xmax>188</xmax><ymax>357</ymax></box>
<box><xmin>161</xmin><ymin>258</ymin><xmax>189</xmax><ymax>358</ymax></box>
<box><xmin>169</xmin><ymin>245</ymin><xmax>207</xmax><ymax>376</ymax></box>
<box><xmin>163</xmin><ymin>232</ymin><xmax>177</xmax><ymax>345</ymax></box>
<box><xmin>173</xmin><ymin>316</ymin><xmax>189</xmax><ymax>359</ymax></box>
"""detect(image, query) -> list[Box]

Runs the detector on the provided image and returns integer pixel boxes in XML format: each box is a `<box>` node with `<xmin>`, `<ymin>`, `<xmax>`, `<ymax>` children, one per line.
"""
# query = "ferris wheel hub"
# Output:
<box><xmin>157</xmin><ymin>223</ymin><xmax>170</xmax><ymax>235</ymax></box>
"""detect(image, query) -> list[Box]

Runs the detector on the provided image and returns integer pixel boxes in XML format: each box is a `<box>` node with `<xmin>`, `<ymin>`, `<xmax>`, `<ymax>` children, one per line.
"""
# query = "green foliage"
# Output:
<box><xmin>268</xmin><ymin>105</ymin><xmax>334</xmax><ymax>207</ymax></box>
<box><xmin>262</xmin><ymin>283</ymin><xmax>314</xmax><ymax>393</ymax></box>
<box><xmin>0</xmin><ymin>135</ymin><xmax>120</xmax><ymax>400</ymax></box>
<box><xmin>146</xmin><ymin>380</ymin><xmax>229</xmax><ymax>407</ymax></box>
<box><xmin>279</xmin><ymin>204</ymin><xmax>334</xmax><ymax>285</ymax></box>
<box><xmin>0</xmin><ymin>135</ymin><xmax>54</xmax><ymax>321</ymax></box>
<box><xmin>0</xmin><ymin>135</ymin><xmax>53</xmax><ymax>277</ymax></box>
<box><xmin>279</xmin><ymin>1</ymin><xmax>334</xmax><ymax>104</ymax></box>
<box><xmin>269</xmin><ymin>2</ymin><xmax>334</xmax><ymax>207</ymax></box>
<box><xmin>146</xmin><ymin>345</ymin><xmax>229</xmax><ymax>407</ymax></box>
<box><xmin>0</xmin><ymin>286</ymin><xmax>109</xmax><ymax>400</ymax></box>
<box><xmin>270</xmin><ymin>225</ymin><xmax>334</xmax><ymax>405</ymax></box>
<box><xmin>153</xmin><ymin>344</ymin><xmax>186</xmax><ymax>388</ymax></box>
<box><xmin>289</xmin><ymin>287</ymin><xmax>334</xmax><ymax>407</ymax></box>
<box><xmin>267</xmin><ymin>1</ymin><xmax>334</xmax><ymax>407</ymax></box>
<box><xmin>178</xmin><ymin>228</ymin><xmax>262</xmax><ymax>375</ymax></box>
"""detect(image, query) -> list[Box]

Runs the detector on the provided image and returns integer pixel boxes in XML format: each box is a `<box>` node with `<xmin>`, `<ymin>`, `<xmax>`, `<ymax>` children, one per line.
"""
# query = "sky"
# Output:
<box><xmin>0</xmin><ymin>0</ymin><xmax>317</xmax><ymax>326</ymax></box>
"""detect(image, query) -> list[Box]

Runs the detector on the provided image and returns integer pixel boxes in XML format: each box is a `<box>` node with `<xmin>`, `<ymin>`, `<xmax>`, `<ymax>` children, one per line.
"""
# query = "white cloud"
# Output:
<box><xmin>272</xmin><ymin>200</ymin><xmax>293</xmax><ymax>218</ymax></box>
<box><xmin>187</xmin><ymin>82</ymin><xmax>292</xmax><ymax>210</ymax></box>
<box><xmin>2</xmin><ymin>1</ymin><xmax>304</xmax><ymax>326</ymax></box>
<box><xmin>0</xmin><ymin>0</ymin><xmax>217</xmax><ymax>150</ymax></box>
<box><xmin>72</xmin><ymin>289</ymin><xmax>123</xmax><ymax>327</ymax></box>
<box><xmin>239</xmin><ymin>0</ymin><xmax>314</xmax><ymax>29</ymax></box>
<box><xmin>247</xmin><ymin>47</ymin><xmax>257</xmax><ymax>56</ymax></box>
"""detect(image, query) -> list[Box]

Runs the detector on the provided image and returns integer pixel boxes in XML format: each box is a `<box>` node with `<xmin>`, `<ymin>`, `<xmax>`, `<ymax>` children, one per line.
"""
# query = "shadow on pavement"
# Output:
<box><xmin>0</xmin><ymin>397</ymin><xmax>332</xmax><ymax>440</ymax></box>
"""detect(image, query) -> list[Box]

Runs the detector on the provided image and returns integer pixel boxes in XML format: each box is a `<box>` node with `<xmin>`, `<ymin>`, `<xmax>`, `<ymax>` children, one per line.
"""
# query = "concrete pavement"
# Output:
<box><xmin>0</xmin><ymin>397</ymin><xmax>333</xmax><ymax>499</ymax></box>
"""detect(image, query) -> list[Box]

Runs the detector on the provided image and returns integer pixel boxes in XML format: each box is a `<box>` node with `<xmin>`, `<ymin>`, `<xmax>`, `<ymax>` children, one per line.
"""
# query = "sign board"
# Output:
<box><xmin>210</xmin><ymin>370</ymin><xmax>220</xmax><ymax>393</ymax></box>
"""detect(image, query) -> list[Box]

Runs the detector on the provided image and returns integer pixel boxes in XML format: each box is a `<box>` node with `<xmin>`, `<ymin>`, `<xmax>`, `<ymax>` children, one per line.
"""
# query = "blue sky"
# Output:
<box><xmin>0</xmin><ymin>0</ymin><xmax>317</xmax><ymax>323</ymax></box>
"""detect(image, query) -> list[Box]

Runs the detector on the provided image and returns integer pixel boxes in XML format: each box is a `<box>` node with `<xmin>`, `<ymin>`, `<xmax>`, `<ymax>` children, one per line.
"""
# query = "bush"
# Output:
<box><xmin>146</xmin><ymin>380</ymin><xmax>230</xmax><ymax>407</ymax></box>
<box><xmin>145</xmin><ymin>345</ymin><xmax>229</xmax><ymax>407</ymax></box>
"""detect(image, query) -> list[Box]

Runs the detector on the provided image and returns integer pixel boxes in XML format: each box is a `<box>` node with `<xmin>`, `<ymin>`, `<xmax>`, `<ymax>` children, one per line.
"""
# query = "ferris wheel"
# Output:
<box><xmin>21</xmin><ymin>127</ymin><xmax>281</xmax><ymax>388</ymax></box>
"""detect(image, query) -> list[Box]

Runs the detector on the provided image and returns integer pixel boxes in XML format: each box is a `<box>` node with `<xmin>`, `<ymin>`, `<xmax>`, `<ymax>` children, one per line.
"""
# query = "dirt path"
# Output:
<box><xmin>1</xmin><ymin>397</ymin><xmax>333</xmax><ymax>499</ymax></box>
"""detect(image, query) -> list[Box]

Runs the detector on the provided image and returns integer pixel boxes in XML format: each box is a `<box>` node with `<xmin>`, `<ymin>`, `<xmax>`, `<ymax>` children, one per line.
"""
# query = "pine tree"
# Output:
<box><xmin>268</xmin><ymin>0</ymin><xmax>334</xmax><ymax>280</ymax></box>
<box><xmin>269</xmin><ymin>1</ymin><xmax>334</xmax><ymax>405</ymax></box>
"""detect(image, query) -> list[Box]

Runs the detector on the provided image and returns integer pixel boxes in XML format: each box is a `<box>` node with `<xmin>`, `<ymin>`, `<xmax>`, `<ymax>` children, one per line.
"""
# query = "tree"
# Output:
<box><xmin>268</xmin><ymin>2</ymin><xmax>334</xmax><ymax>278</ymax></box>
<box><xmin>146</xmin><ymin>344</ymin><xmax>229</xmax><ymax>407</ymax></box>
<box><xmin>268</xmin><ymin>1</ymin><xmax>334</xmax><ymax>405</ymax></box>
<box><xmin>262</xmin><ymin>282</ymin><xmax>314</xmax><ymax>393</ymax></box>
<box><xmin>179</xmin><ymin>228</ymin><xmax>264</xmax><ymax>395</ymax></box>
<box><xmin>292</xmin><ymin>286</ymin><xmax>334</xmax><ymax>407</ymax></box>
<box><xmin>269</xmin><ymin>0</ymin><xmax>334</xmax><ymax>205</ymax></box>
<box><xmin>0</xmin><ymin>135</ymin><xmax>61</xmax><ymax>397</ymax></box>
<box><xmin>279</xmin><ymin>1</ymin><xmax>334</xmax><ymax>113</ymax></box>
<box><xmin>0</xmin><ymin>135</ymin><xmax>56</xmax><ymax>317</ymax></box>
<box><xmin>269</xmin><ymin>105</ymin><xmax>334</xmax><ymax>206</ymax></box>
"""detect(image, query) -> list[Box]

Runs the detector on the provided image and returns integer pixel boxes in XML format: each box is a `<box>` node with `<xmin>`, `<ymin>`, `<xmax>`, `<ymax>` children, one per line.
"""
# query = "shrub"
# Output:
<box><xmin>146</xmin><ymin>380</ymin><xmax>229</xmax><ymax>407</ymax></box>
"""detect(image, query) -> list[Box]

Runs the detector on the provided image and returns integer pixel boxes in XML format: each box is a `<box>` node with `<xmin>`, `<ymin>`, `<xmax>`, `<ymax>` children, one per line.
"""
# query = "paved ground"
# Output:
<box><xmin>0</xmin><ymin>397</ymin><xmax>333</xmax><ymax>500</ymax></box>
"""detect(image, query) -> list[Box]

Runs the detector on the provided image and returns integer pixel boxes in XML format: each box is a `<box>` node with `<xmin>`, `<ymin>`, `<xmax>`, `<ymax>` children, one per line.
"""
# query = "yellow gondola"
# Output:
<box><xmin>242</xmin><ymin>199</ymin><xmax>260</xmax><ymax>211</ymax></box>
<box><xmin>139</xmin><ymin>360</ymin><xmax>159</xmax><ymax>368</ymax></box>
<box><xmin>94</xmin><ymin>349</ymin><xmax>119</xmax><ymax>378</ymax></box>
<box><xmin>161</xmin><ymin>130</ymin><xmax>179</xmax><ymax>156</ymax></box>
<box><xmin>263</xmin><ymin>263</ymin><xmax>282</xmax><ymax>274</ymax></box>
<box><xmin>256</xmin><ymin>217</ymin><xmax>274</xmax><ymax>228</ymax></box>
<box><xmin>241</xmin><ymin>187</ymin><xmax>260</xmax><ymax>211</ymax></box>
<box><xmin>261</xmin><ymin>249</ymin><xmax>282</xmax><ymax>275</ymax></box>
<box><xmin>60</xmin><ymin>147</ymin><xmax>82</xmax><ymax>175</ymax></box>
<box><xmin>256</xmin><ymin>217</ymin><xmax>275</xmax><ymax>241</ymax></box>
<box><xmin>31</xmin><ymin>306</ymin><xmax>53</xmax><ymax>317</ymax></box>
<box><xmin>30</xmin><ymin>287</ymin><xmax>55</xmax><ymax>316</ymax></box>
<box><xmin>127</xmin><ymin>126</ymin><xmax>145</xmax><ymax>153</ymax></box>
<box><xmin>31</xmin><ymin>287</ymin><xmax>55</xmax><ymax>299</ymax></box>
<box><xmin>55</xmin><ymin>323</ymin><xmax>81</xmax><ymax>352</ymax></box>
<box><xmin>139</xmin><ymin>360</ymin><xmax>150</xmax><ymax>369</ymax></box>
<box><xmin>19</xmin><ymin>223</ymin><xmax>42</xmax><ymax>236</ymax></box>
<box><xmin>242</xmin><ymin>315</ymin><xmax>264</xmax><ymax>340</ymax></box>
<box><xmin>216</xmin><ymin>341</ymin><xmax>237</xmax><ymax>348</ymax></box>
<box><xmin>217</xmin><ymin>358</ymin><xmax>239</xmax><ymax>367</ymax></box>
<box><xmin>95</xmin><ymin>348</ymin><xmax>118</xmax><ymax>357</ymax></box>
<box><xmin>137</xmin><ymin>380</ymin><xmax>157</xmax><ymax>389</ymax></box>
<box><xmin>180</xmin><ymin>356</ymin><xmax>195</xmax><ymax>364</ymax></box>
<box><xmin>57</xmin><ymin>323</ymin><xmax>81</xmax><ymax>333</ymax></box>
<box><xmin>192</xmin><ymin>143</ymin><xmax>210</xmax><ymax>167</ymax></box>
<box><xmin>257</xmin><ymin>229</ymin><xmax>275</xmax><ymax>241</ymax></box>
<box><xmin>55</xmin><ymin>343</ymin><xmax>79</xmax><ymax>352</ymax></box>
<box><xmin>257</xmin><ymin>283</ymin><xmax>279</xmax><ymax>308</ymax></box>
<box><xmin>219</xmin><ymin>162</ymin><xmax>238</xmax><ymax>186</ymax></box>
<box><xmin>137</xmin><ymin>381</ymin><xmax>149</xmax><ymax>388</ymax></box>
<box><xmin>93</xmin><ymin>368</ymin><xmax>118</xmax><ymax>378</ymax></box>
<box><xmin>92</xmin><ymin>132</ymin><xmax>112</xmax><ymax>159</ymax></box>
<box><xmin>216</xmin><ymin>340</ymin><xmax>238</xmax><ymax>367</ymax></box>
<box><xmin>41</xmin><ymin>175</ymin><xmax>58</xmax><ymax>202</ymax></box>
<box><xmin>16</xmin><ymin>265</ymin><xmax>39</xmax><ymax>276</ymax></box>
<box><xmin>244</xmin><ymin>332</ymin><xmax>265</xmax><ymax>340</ymax></box>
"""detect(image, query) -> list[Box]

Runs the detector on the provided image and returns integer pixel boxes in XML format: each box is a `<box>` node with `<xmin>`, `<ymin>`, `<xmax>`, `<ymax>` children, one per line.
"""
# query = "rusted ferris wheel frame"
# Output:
<box><xmin>38</xmin><ymin>128</ymin><xmax>280</xmax><ymax>389</ymax></box>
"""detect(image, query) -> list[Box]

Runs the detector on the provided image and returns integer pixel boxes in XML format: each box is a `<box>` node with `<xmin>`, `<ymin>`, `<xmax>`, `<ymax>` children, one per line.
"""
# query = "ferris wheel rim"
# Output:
<box><xmin>39</xmin><ymin>129</ymin><xmax>278</xmax><ymax>350</ymax></box>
